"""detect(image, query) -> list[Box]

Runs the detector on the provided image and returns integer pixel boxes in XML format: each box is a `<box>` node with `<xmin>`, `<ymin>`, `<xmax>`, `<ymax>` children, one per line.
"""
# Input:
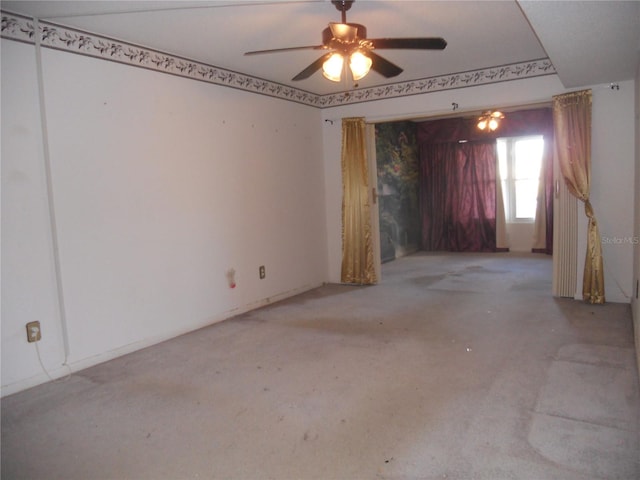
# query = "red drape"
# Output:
<box><xmin>418</xmin><ymin>107</ymin><xmax>554</xmax><ymax>253</ymax></box>
<box><xmin>420</xmin><ymin>141</ymin><xmax>497</xmax><ymax>252</ymax></box>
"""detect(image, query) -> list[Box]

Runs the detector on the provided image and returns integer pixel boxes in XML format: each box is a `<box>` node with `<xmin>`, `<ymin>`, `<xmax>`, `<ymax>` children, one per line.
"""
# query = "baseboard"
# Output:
<box><xmin>1</xmin><ymin>281</ymin><xmax>324</xmax><ymax>398</ymax></box>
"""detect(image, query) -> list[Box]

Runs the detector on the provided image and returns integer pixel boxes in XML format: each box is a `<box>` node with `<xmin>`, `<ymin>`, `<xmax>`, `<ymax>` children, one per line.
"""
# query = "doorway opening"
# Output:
<box><xmin>370</xmin><ymin>108</ymin><xmax>558</xmax><ymax>276</ymax></box>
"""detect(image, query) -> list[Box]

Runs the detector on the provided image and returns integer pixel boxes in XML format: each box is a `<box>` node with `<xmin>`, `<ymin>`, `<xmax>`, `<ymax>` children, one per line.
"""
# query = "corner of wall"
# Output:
<box><xmin>633</xmin><ymin>56</ymin><xmax>640</xmax><ymax>379</ymax></box>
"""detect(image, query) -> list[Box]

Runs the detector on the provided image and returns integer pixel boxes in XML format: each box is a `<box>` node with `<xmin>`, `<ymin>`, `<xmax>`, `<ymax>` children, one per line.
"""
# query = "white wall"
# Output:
<box><xmin>505</xmin><ymin>223</ymin><xmax>536</xmax><ymax>253</ymax></box>
<box><xmin>2</xmin><ymin>41</ymin><xmax>68</xmax><ymax>392</ymax></box>
<box><xmin>321</xmin><ymin>76</ymin><xmax>636</xmax><ymax>305</ymax></box>
<box><xmin>2</xmin><ymin>39</ymin><xmax>327</xmax><ymax>396</ymax></box>
<box><xmin>590</xmin><ymin>80</ymin><xmax>636</xmax><ymax>304</ymax></box>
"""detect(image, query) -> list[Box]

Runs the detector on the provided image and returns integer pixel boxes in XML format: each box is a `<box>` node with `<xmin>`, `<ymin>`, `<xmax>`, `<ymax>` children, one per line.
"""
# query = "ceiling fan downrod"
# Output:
<box><xmin>332</xmin><ymin>0</ymin><xmax>354</xmax><ymax>23</ymax></box>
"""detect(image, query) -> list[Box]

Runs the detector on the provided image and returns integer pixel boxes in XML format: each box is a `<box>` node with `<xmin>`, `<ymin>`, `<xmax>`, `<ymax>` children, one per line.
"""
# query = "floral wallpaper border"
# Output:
<box><xmin>1</xmin><ymin>11</ymin><xmax>557</xmax><ymax>109</ymax></box>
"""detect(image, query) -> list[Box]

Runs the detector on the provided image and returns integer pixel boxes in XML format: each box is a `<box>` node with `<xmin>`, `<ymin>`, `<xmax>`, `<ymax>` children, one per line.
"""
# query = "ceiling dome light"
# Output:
<box><xmin>322</xmin><ymin>53</ymin><xmax>344</xmax><ymax>82</ymax></box>
<box><xmin>349</xmin><ymin>50</ymin><xmax>372</xmax><ymax>81</ymax></box>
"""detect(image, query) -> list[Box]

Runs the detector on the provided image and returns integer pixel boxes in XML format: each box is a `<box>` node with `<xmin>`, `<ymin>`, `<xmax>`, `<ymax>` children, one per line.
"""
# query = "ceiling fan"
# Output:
<box><xmin>244</xmin><ymin>0</ymin><xmax>447</xmax><ymax>83</ymax></box>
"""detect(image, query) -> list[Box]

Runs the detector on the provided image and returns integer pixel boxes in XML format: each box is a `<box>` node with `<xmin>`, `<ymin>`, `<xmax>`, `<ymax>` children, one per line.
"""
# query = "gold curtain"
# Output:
<box><xmin>495</xmin><ymin>163</ymin><xmax>509</xmax><ymax>251</ymax></box>
<box><xmin>531</xmin><ymin>161</ymin><xmax>547</xmax><ymax>251</ymax></box>
<box><xmin>532</xmin><ymin>137</ymin><xmax>553</xmax><ymax>252</ymax></box>
<box><xmin>341</xmin><ymin>117</ymin><xmax>377</xmax><ymax>284</ymax></box>
<box><xmin>553</xmin><ymin>89</ymin><xmax>605</xmax><ymax>304</ymax></box>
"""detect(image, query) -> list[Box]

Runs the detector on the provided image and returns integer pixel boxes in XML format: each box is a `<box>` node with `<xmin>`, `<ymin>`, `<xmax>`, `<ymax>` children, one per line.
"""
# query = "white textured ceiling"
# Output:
<box><xmin>2</xmin><ymin>0</ymin><xmax>638</xmax><ymax>96</ymax></box>
<box><xmin>518</xmin><ymin>0</ymin><xmax>639</xmax><ymax>88</ymax></box>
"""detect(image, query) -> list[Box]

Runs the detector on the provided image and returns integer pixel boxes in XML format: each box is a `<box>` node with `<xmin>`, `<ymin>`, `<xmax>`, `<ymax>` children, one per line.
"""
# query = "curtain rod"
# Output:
<box><xmin>322</xmin><ymin>82</ymin><xmax>622</xmax><ymax>125</ymax></box>
<box><xmin>322</xmin><ymin>100</ymin><xmax>554</xmax><ymax>125</ymax></box>
<box><xmin>370</xmin><ymin>101</ymin><xmax>554</xmax><ymax>124</ymax></box>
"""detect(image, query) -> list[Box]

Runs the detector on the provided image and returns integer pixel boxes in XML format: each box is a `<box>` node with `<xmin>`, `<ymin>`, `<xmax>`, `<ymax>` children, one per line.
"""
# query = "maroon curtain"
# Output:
<box><xmin>420</xmin><ymin>141</ymin><xmax>497</xmax><ymax>252</ymax></box>
<box><xmin>418</xmin><ymin>107</ymin><xmax>554</xmax><ymax>254</ymax></box>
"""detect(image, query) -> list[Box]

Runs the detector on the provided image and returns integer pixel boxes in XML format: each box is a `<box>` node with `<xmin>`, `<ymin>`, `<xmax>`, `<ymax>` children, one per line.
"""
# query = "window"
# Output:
<box><xmin>497</xmin><ymin>136</ymin><xmax>544</xmax><ymax>223</ymax></box>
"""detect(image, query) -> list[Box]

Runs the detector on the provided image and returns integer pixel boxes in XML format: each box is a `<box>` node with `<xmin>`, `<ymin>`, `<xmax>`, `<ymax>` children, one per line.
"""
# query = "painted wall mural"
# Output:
<box><xmin>375</xmin><ymin>121</ymin><xmax>421</xmax><ymax>263</ymax></box>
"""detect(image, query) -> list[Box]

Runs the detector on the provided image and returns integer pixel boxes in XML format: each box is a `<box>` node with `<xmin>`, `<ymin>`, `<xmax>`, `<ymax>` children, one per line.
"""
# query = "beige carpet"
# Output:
<box><xmin>2</xmin><ymin>252</ymin><xmax>639</xmax><ymax>479</ymax></box>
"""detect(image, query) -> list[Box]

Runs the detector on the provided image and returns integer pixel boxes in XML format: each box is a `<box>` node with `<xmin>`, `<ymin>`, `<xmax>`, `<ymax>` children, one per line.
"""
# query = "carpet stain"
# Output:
<box><xmin>466</xmin><ymin>265</ymin><xmax>507</xmax><ymax>274</ymax></box>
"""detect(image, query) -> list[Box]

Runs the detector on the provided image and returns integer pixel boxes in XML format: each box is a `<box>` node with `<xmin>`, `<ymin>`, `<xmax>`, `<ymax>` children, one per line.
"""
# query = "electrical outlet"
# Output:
<box><xmin>26</xmin><ymin>321</ymin><xmax>41</xmax><ymax>343</ymax></box>
<box><xmin>259</xmin><ymin>265</ymin><xmax>266</xmax><ymax>279</ymax></box>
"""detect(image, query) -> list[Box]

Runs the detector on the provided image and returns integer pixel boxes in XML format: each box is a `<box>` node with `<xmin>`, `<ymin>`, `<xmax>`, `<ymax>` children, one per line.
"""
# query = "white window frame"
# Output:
<box><xmin>497</xmin><ymin>135</ymin><xmax>544</xmax><ymax>224</ymax></box>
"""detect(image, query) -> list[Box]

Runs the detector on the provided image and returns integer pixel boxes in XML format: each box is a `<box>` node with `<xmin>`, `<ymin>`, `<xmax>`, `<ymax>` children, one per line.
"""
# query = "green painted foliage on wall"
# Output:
<box><xmin>375</xmin><ymin>121</ymin><xmax>421</xmax><ymax>263</ymax></box>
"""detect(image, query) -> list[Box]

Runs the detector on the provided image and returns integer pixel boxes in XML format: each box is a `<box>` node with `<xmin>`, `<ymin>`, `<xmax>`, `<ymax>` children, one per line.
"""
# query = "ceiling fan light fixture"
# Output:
<box><xmin>322</xmin><ymin>53</ymin><xmax>344</xmax><ymax>82</ymax></box>
<box><xmin>349</xmin><ymin>50</ymin><xmax>372</xmax><ymax>80</ymax></box>
<box><xmin>477</xmin><ymin>110</ymin><xmax>504</xmax><ymax>131</ymax></box>
<box><xmin>245</xmin><ymin>0</ymin><xmax>446</xmax><ymax>83</ymax></box>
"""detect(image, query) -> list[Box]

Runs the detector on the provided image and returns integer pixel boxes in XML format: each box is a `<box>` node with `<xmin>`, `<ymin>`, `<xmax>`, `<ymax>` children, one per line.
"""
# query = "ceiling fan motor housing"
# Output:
<box><xmin>245</xmin><ymin>0</ymin><xmax>445</xmax><ymax>82</ymax></box>
<box><xmin>323</xmin><ymin>23</ymin><xmax>367</xmax><ymax>47</ymax></box>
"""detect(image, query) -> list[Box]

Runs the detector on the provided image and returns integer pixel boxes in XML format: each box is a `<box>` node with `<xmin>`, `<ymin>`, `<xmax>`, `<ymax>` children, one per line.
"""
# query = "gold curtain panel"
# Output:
<box><xmin>341</xmin><ymin>118</ymin><xmax>377</xmax><ymax>285</ymax></box>
<box><xmin>553</xmin><ymin>90</ymin><xmax>605</xmax><ymax>304</ymax></box>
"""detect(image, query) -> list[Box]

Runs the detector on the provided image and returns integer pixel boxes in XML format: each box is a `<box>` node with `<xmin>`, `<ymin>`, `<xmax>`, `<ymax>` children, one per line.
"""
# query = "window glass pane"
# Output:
<box><xmin>515</xmin><ymin>179</ymin><xmax>539</xmax><ymax>218</ymax></box>
<box><xmin>514</xmin><ymin>137</ymin><xmax>543</xmax><ymax>180</ymax></box>
<box><xmin>498</xmin><ymin>136</ymin><xmax>544</xmax><ymax>222</ymax></box>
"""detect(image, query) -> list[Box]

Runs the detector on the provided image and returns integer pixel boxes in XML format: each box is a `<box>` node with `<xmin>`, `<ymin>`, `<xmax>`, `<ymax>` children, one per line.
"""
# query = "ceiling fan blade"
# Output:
<box><xmin>367</xmin><ymin>51</ymin><xmax>403</xmax><ymax>78</ymax></box>
<box><xmin>245</xmin><ymin>45</ymin><xmax>325</xmax><ymax>56</ymax></box>
<box><xmin>369</xmin><ymin>37</ymin><xmax>447</xmax><ymax>50</ymax></box>
<box><xmin>292</xmin><ymin>52</ymin><xmax>333</xmax><ymax>81</ymax></box>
